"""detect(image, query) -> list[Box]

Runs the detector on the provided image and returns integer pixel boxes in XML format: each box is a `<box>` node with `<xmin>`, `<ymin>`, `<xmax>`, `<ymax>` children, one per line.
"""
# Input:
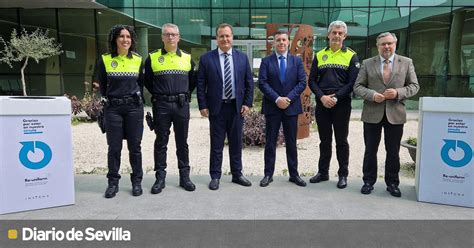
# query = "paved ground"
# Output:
<box><xmin>1</xmin><ymin>175</ymin><xmax>472</xmax><ymax>220</ymax></box>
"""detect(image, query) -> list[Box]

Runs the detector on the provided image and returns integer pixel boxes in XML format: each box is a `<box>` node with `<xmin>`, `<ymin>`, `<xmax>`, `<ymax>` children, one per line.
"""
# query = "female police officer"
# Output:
<box><xmin>96</xmin><ymin>25</ymin><xmax>145</xmax><ymax>198</ymax></box>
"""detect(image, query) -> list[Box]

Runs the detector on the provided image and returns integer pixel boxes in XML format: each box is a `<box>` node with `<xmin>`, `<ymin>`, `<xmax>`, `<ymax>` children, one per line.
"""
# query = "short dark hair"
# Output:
<box><xmin>108</xmin><ymin>24</ymin><xmax>137</xmax><ymax>54</ymax></box>
<box><xmin>215</xmin><ymin>23</ymin><xmax>233</xmax><ymax>35</ymax></box>
<box><xmin>273</xmin><ymin>30</ymin><xmax>290</xmax><ymax>40</ymax></box>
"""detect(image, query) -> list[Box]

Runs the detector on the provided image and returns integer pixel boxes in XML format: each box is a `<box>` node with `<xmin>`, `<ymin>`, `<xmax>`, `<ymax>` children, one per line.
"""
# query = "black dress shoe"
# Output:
<box><xmin>309</xmin><ymin>173</ymin><xmax>329</xmax><ymax>183</ymax></box>
<box><xmin>132</xmin><ymin>184</ymin><xmax>142</xmax><ymax>196</ymax></box>
<box><xmin>232</xmin><ymin>176</ymin><xmax>252</xmax><ymax>187</ymax></box>
<box><xmin>105</xmin><ymin>184</ymin><xmax>119</xmax><ymax>198</ymax></box>
<box><xmin>386</xmin><ymin>184</ymin><xmax>402</xmax><ymax>197</ymax></box>
<box><xmin>289</xmin><ymin>176</ymin><xmax>306</xmax><ymax>187</ymax></box>
<box><xmin>259</xmin><ymin>176</ymin><xmax>273</xmax><ymax>187</ymax></box>
<box><xmin>151</xmin><ymin>178</ymin><xmax>166</xmax><ymax>194</ymax></box>
<box><xmin>337</xmin><ymin>177</ymin><xmax>347</xmax><ymax>189</ymax></box>
<box><xmin>179</xmin><ymin>177</ymin><xmax>196</xmax><ymax>191</ymax></box>
<box><xmin>209</xmin><ymin>179</ymin><xmax>220</xmax><ymax>190</ymax></box>
<box><xmin>360</xmin><ymin>183</ymin><xmax>374</xmax><ymax>194</ymax></box>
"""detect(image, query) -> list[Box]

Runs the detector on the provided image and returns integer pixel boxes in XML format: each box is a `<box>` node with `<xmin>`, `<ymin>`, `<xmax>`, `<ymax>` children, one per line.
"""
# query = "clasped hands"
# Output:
<box><xmin>373</xmin><ymin>88</ymin><xmax>398</xmax><ymax>103</ymax></box>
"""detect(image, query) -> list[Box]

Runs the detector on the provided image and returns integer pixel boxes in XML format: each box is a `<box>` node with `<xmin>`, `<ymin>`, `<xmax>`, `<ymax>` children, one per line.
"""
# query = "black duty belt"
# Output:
<box><xmin>153</xmin><ymin>93</ymin><xmax>189</xmax><ymax>103</ymax></box>
<box><xmin>108</xmin><ymin>95</ymin><xmax>140</xmax><ymax>106</ymax></box>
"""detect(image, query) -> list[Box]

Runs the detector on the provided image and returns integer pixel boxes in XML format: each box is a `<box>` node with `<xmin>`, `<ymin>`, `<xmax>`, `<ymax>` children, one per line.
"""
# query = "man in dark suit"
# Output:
<box><xmin>196</xmin><ymin>23</ymin><xmax>254</xmax><ymax>190</ymax></box>
<box><xmin>353</xmin><ymin>32</ymin><xmax>419</xmax><ymax>197</ymax></box>
<box><xmin>258</xmin><ymin>30</ymin><xmax>307</xmax><ymax>187</ymax></box>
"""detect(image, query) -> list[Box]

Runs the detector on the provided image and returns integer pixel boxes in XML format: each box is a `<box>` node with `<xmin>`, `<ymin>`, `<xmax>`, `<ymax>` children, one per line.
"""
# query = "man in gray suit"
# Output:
<box><xmin>353</xmin><ymin>32</ymin><xmax>419</xmax><ymax>197</ymax></box>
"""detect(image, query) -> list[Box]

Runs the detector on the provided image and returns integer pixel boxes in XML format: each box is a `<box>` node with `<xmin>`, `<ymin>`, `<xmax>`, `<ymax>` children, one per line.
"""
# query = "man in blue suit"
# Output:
<box><xmin>258</xmin><ymin>30</ymin><xmax>307</xmax><ymax>187</ymax></box>
<box><xmin>197</xmin><ymin>23</ymin><xmax>254</xmax><ymax>190</ymax></box>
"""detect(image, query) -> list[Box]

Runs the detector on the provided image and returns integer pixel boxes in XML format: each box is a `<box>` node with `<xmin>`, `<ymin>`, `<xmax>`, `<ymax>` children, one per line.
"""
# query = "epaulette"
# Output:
<box><xmin>131</xmin><ymin>51</ymin><xmax>142</xmax><ymax>58</ymax></box>
<box><xmin>347</xmin><ymin>47</ymin><xmax>357</xmax><ymax>54</ymax></box>
<box><xmin>149</xmin><ymin>49</ymin><xmax>161</xmax><ymax>55</ymax></box>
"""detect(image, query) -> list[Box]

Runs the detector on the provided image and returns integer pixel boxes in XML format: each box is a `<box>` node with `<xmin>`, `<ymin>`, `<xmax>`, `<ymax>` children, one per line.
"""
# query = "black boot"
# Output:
<box><xmin>132</xmin><ymin>184</ymin><xmax>143</xmax><ymax>196</ymax></box>
<box><xmin>105</xmin><ymin>183</ymin><xmax>119</xmax><ymax>198</ymax></box>
<box><xmin>179</xmin><ymin>176</ymin><xmax>196</xmax><ymax>191</ymax></box>
<box><xmin>130</xmin><ymin>173</ymin><xmax>143</xmax><ymax>197</ymax></box>
<box><xmin>151</xmin><ymin>170</ymin><xmax>166</xmax><ymax>194</ymax></box>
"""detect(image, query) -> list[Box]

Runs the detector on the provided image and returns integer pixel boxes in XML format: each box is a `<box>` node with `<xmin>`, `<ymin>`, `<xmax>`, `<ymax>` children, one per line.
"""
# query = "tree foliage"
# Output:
<box><xmin>0</xmin><ymin>28</ymin><xmax>62</xmax><ymax>96</ymax></box>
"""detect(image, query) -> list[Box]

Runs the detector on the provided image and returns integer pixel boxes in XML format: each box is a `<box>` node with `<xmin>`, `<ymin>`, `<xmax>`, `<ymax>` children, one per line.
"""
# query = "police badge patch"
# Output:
<box><xmin>111</xmin><ymin>60</ymin><xmax>118</xmax><ymax>69</ymax></box>
<box><xmin>355</xmin><ymin>62</ymin><xmax>361</xmax><ymax>68</ymax></box>
<box><xmin>158</xmin><ymin>56</ymin><xmax>164</xmax><ymax>63</ymax></box>
<box><xmin>322</xmin><ymin>54</ymin><xmax>328</xmax><ymax>62</ymax></box>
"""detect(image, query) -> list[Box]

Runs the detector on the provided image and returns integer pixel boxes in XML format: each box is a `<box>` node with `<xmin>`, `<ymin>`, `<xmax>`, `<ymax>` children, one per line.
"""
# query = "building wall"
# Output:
<box><xmin>0</xmin><ymin>0</ymin><xmax>473</xmax><ymax>100</ymax></box>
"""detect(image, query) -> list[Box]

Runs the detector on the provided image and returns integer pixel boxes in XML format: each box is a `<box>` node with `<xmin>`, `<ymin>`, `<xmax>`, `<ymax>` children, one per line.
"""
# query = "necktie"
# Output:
<box><xmin>223</xmin><ymin>53</ymin><xmax>232</xmax><ymax>99</ymax></box>
<box><xmin>383</xmin><ymin>59</ymin><xmax>391</xmax><ymax>84</ymax></box>
<box><xmin>279</xmin><ymin>55</ymin><xmax>286</xmax><ymax>82</ymax></box>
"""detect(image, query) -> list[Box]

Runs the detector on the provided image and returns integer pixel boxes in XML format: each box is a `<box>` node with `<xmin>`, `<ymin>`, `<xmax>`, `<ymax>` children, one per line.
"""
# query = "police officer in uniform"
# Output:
<box><xmin>96</xmin><ymin>24</ymin><xmax>145</xmax><ymax>198</ymax></box>
<box><xmin>144</xmin><ymin>23</ymin><xmax>196</xmax><ymax>194</ymax></box>
<box><xmin>308</xmin><ymin>20</ymin><xmax>360</xmax><ymax>189</ymax></box>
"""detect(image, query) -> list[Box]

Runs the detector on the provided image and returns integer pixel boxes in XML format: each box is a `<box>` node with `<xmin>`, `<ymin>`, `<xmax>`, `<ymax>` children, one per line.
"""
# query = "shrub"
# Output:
<box><xmin>242</xmin><ymin>111</ymin><xmax>284</xmax><ymax>147</ymax></box>
<box><xmin>65</xmin><ymin>81</ymin><xmax>102</xmax><ymax>121</ymax></box>
<box><xmin>407</xmin><ymin>137</ymin><xmax>417</xmax><ymax>146</ymax></box>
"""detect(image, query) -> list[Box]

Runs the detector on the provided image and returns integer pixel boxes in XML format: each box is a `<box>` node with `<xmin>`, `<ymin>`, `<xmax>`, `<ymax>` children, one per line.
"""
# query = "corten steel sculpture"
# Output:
<box><xmin>266</xmin><ymin>24</ymin><xmax>314</xmax><ymax>139</ymax></box>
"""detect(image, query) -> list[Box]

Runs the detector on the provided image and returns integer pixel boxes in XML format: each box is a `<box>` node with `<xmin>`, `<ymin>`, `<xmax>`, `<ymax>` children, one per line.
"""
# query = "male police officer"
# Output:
<box><xmin>308</xmin><ymin>20</ymin><xmax>359</xmax><ymax>189</ymax></box>
<box><xmin>145</xmin><ymin>23</ymin><xmax>196</xmax><ymax>194</ymax></box>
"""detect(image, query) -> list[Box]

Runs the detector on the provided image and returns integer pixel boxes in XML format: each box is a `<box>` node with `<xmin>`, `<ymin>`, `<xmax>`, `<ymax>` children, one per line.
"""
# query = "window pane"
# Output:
<box><xmin>251</xmin><ymin>9</ymin><xmax>288</xmax><ymax>39</ymax></box>
<box><xmin>96</xmin><ymin>9</ymin><xmax>134</xmax><ymax>55</ymax></box>
<box><xmin>212</xmin><ymin>8</ymin><xmax>250</xmax><ymax>38</ymax></box>
<box><xmin>212</xmin><ymin>0</ymin><xmax>249</xmax><ymax>8</ymax></box>
<box><xmin>410</xmin><ymin>7</ymin><xmax>451</xmax><ymax>96</ymax></box>
<box><xmin>134</xmin><ymin>0</ymin><xmax>172</xmax><ymax>7</ymax></box>
<box><xmin>290</xmin><ymin>0</ymin><xmax>329</xmax><ymax>7</ymax></box>
<box><xmin>0</xmin><ymin>9</ymin><xmax>20</xmax><ymax>74</ymax></box>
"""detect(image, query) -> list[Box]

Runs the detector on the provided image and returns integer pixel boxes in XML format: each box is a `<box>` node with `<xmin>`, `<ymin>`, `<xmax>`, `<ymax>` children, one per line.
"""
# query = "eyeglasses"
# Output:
<box><xmin>162</xmin><ymin>33</ymin><xmax>179</xmax><ymax>38</ymax></box>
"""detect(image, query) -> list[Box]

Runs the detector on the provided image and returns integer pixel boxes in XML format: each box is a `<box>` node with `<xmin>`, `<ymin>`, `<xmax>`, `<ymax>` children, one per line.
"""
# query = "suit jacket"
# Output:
<box><xmin>258</xmin><ymin>53</ymin><xmax>307</xmax><ymax>116</ymax></box>
<box><xmin>353</xmin><ymin>54</ymin><xmax>419</xmax><ymax>124</ymax></box>
<box><xmin>196</xmin><ymin>48</ymin><xmax>253</xmax><ymax>115</ymax></box>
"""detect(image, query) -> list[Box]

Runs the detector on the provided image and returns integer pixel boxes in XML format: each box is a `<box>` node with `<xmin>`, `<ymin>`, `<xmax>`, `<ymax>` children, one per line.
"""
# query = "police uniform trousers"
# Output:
<box><xmin>362</xmin><ymin>113</ymin><xmax>404</xmax><ymax>187</ymax></box>
<box><xmin>315</xmin><ymin>96</ymin><xmax>351</xmax><ymax>177</ymax></box>
<box><xmin>152</xmin><ymin>100</ymin><xmax>190</xmax><ymax>178</ymax></box>
<box><xmin>105</xmin><ymin>100</ymin><xmax>144</xmax><ymax>185</ymax></box>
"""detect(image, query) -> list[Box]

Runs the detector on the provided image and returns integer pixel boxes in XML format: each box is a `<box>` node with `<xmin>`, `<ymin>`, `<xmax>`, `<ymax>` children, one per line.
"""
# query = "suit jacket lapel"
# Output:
<box><xmin>387</xmin><ymin>54</ymin><xmax>400</xmax><ymax>86</ymax></box>
<box><xmin>285</xmin><ymin>55</ymin><xmax>293</xmax><ymax>85</ymax></box>
<box><xmin>271</xmin><ymin>54</ymin><xmax>283</xmax><ymax>85</ymax></box>
<box><xmin>212</xmin><ymin>49</ymin><xmax>223</xmax><ymax>83</ymax></box>
<box><xmin>374</xmin><ymin>56</ymin><xmax>384</xmax><ymax>83</ymax></box>
<box><xmin>232</xmin><ymin>48</ymin><xmax>239</xmax><ymax>85</ymax></box>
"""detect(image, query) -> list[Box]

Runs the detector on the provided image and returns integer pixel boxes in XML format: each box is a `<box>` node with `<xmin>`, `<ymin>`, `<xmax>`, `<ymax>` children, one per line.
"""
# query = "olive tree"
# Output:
<box><xmin>0</xmin><ymin>28</ymin><xmax>62</xmax><ymax>96</ymax></box>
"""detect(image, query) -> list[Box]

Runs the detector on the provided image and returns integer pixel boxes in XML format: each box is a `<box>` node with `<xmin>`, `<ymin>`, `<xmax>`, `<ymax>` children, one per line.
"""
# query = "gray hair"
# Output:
<box><xmin>376</xmin><ymin>32</ymin><xmax>397</xmax><ymax>45</ymax></box>
<box><xmin>328</xmin><ymin>20</ymin><xmax>347</xmax><ymax>34</ymax></box>
<box><xmin>216</xmin><ymin>23</ymin><xmax>233</xmax><ymax>35</ymax></box>
<box><xmin>162</xmin><ymin>23</ymin><xmax>179</xmax><ymax>34</ymax></box>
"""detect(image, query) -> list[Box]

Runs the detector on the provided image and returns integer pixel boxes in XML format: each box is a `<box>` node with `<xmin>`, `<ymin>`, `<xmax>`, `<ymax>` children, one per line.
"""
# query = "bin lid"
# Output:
<box><xmin>0</xmin><ymin>96</ymin><xmax>71</xmax><ymax>115</ymax></box>
<box><xmin>420</xmin><ymin>97</ymin><xmax>474</xmax><ymax>114</ymax></box>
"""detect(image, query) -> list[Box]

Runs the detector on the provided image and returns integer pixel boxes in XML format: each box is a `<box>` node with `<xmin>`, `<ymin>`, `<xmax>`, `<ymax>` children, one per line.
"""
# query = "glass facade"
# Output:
<box><xmin>0</xmin><ymin>0</ymin><xmax>472</xmax><ymax>100</ymax></box>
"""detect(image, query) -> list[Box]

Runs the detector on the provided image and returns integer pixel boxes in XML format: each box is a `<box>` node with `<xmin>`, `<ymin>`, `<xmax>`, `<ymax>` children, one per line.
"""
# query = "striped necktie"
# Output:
<box><xmin>223</xmin><ymin>53</ymin><xmax>232</xmax><ymax>99</ymax></box>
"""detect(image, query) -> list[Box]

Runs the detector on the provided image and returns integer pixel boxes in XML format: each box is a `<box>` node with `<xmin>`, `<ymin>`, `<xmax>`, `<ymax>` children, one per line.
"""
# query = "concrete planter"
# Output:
<box><xmin>401</xmin><ymin>140</ymin><xmax>417</xmax><ymax>162</ymax></box>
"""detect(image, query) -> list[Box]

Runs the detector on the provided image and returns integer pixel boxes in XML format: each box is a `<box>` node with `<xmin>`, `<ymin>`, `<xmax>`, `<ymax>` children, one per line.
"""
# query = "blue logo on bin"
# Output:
<box><xmin>19</xmin><ymin>141</ymin><xmax>52</xmax><ymax>170</ymax></box>
<box><xmin>440</xmin><ymin>139</ymin><xmax>472</xmax><ymax>168</ymax></box>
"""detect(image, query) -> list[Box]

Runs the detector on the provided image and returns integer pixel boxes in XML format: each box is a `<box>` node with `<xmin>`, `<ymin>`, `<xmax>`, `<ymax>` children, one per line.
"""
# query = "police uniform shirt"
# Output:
<box><xmin>308</xmin><ymin>46</ymin><xmax>359</xmax><ymax>100</ymax></box>
<box><xmin>96</xmin><ymin>51</ymin><xmax>144</xmax><ymax>98</ymax></box>
<box><xmin>144</xmin><ymin>48</ymin><xmax>195</xmax><ymax>96</ymax></box>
